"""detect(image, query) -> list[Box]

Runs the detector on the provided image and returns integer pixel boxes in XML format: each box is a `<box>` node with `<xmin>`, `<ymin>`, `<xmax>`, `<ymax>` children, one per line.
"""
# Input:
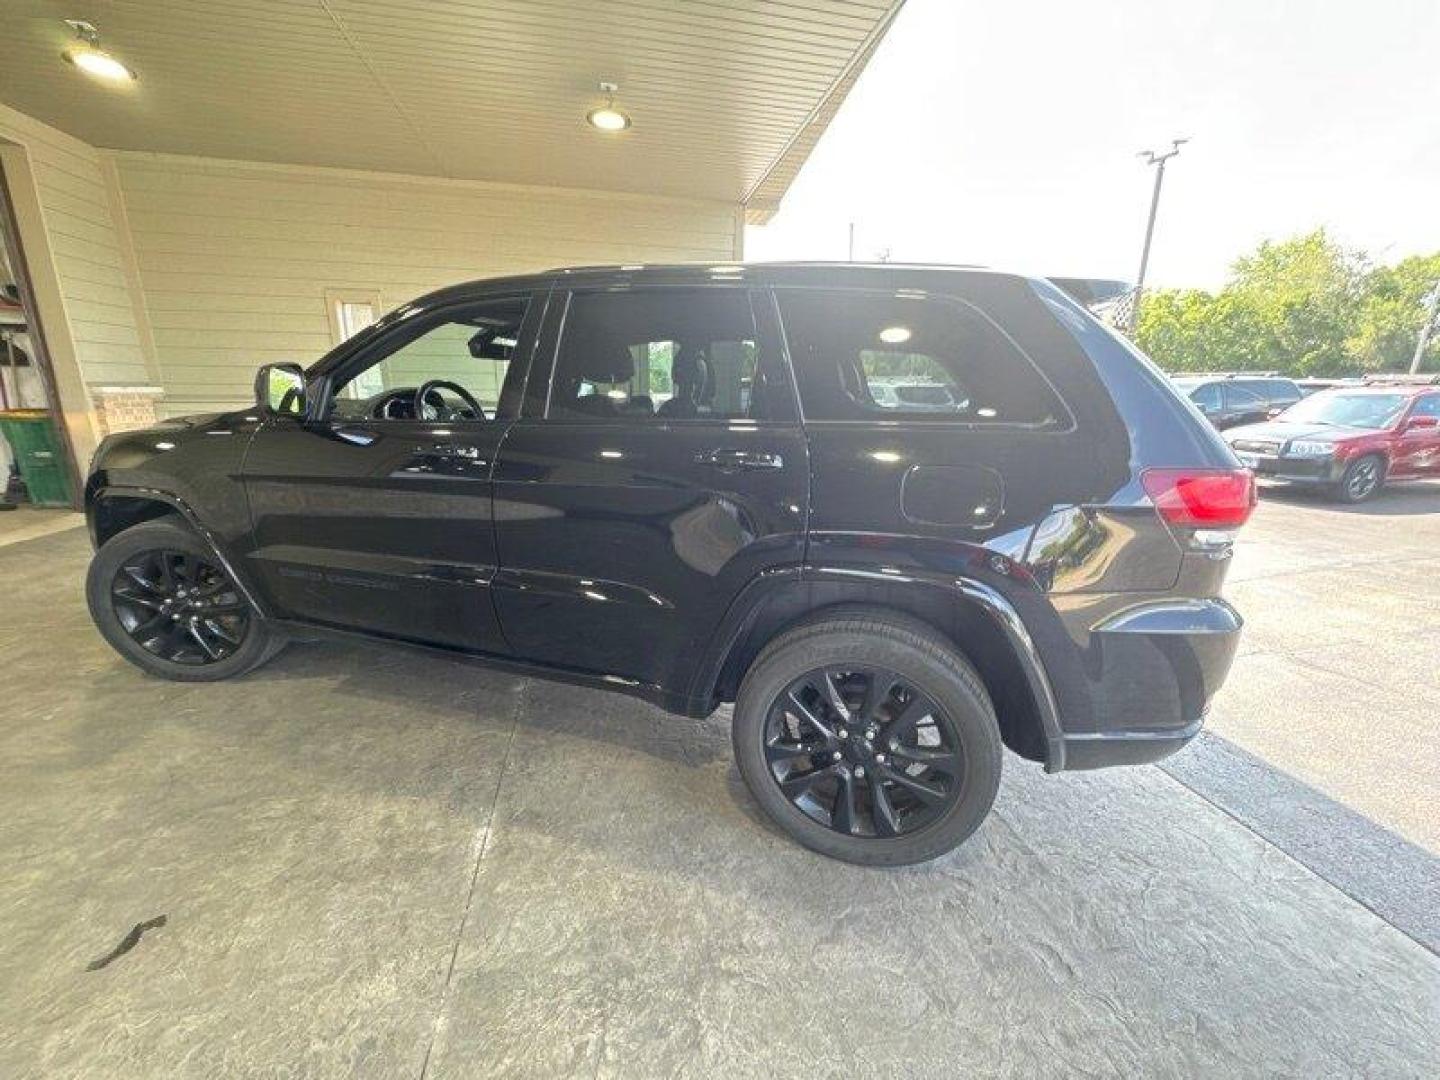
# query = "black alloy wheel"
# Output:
<box><xmin>110</xmin><ymin>548</ymin><xmax>250</xmax><ymax>665</ymax></box>
<box><xmin>764</xmin><ymin>665</ymin><xmax>965</xmax><ymax>839</ymax></box>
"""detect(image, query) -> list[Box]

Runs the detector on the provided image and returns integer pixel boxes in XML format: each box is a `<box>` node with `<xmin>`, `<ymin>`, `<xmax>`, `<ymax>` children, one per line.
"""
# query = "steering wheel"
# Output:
<box><xmin>414</xmin><ymin>380</ymin><xmax>486</xmax><ymax>421</ymax></box>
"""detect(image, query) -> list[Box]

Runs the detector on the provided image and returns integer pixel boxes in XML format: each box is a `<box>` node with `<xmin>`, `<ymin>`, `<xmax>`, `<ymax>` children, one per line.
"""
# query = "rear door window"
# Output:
<box><xmin>776</xmin><ymin>289</ymin><xmax>1067</xmax><ymax>426</ymax></box>
<box><xmin>547</xmin><ymin>288</ymin><xmax>792</xmax><ymax>422</ymax></box>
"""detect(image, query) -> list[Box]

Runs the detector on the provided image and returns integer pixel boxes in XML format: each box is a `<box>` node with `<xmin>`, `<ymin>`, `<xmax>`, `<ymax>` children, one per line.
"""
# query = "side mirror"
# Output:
<box><xmin>1406</xmin><ymin>415</ymin><xmax>1439</xmax><ymax>430</ymax></box>
<box><xmin>255</xmin><ymin>363</ymin><xmax>307</xmax><ymax>418</ymax></box>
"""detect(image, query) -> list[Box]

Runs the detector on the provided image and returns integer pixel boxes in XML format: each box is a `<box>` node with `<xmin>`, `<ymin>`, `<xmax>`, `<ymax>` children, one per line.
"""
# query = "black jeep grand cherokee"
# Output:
<box><xmin>85</xmin><ymin>264</ymin><xmax>1252</xmax><ymax>865</ymax></box>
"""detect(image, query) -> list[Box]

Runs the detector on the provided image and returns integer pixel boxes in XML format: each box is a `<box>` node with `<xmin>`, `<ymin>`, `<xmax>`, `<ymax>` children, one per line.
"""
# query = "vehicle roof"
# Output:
<box><xmin>1306</xmin><ymin>384</ymin><xmax>1431</xmax><ymax>397</ymax></box>
<box><xmin>310</xmin><ymin>262</ymin><xmax>1041</xmax><ymax>378</ymax></box>
<box><xmin>1171</xmin><ymin>376</ymin><xmax>1271</xmax><ymax>388</ymax></box>
<box><xmin>405</xmin><ymin>261</ymin><xmax>1028</xmax><ymax>307</ymax></box>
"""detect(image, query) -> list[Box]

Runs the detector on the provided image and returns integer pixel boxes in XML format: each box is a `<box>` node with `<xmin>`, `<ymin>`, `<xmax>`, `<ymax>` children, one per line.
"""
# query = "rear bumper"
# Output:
<box><xmin>1060</xmin><ymin>715</ymin><xmax>1206</xmax><ymax>770</ymax></box>
<box><xmin>1049</xmin><ymin>598</ymin><xmax>1242</xmax><ymax>772</ymax></box>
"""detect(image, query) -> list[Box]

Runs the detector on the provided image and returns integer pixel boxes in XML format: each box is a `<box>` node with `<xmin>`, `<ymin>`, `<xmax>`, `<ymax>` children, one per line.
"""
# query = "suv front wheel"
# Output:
<box><xmin>732</xmin><ymin>611</ymin><xmax>1002</xmax><ymax>866</ymax></box>
<box><xmin>86</xmin><ymin>519</ymin><xmax>284</xmax><ymax>681</ymax></box>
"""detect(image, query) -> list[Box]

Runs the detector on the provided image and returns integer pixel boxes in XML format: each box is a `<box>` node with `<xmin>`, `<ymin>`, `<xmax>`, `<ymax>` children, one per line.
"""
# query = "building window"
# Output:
<box><xmin>326</xmin><ymin>289</ymin><xmax>382</xmax><ymax>398</ymax></box>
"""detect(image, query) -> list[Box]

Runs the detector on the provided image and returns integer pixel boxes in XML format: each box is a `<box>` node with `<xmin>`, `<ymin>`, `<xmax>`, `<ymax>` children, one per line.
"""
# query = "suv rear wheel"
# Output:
<box><xmin>86</xmin><ymin>519</ymin><xmax>283</xmax><ymax>681</ymax></box>
<box><xmin>732</xmin><ymin>611</ymin><xmax>1002</xmax><ymax>866</ymax></box>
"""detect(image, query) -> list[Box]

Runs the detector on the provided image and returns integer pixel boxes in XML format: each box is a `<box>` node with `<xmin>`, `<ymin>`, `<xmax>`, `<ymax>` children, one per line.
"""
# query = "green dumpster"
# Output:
<box><xmin>0</xmin><ymin>409</ymin><xmax>74</xmax><ymax>507</ymax></box>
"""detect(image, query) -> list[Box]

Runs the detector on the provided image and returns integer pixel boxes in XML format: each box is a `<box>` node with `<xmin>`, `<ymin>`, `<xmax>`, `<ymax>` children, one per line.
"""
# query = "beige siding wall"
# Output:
<box><xmin>0</xmin><ymin>104</ymin><xmax>150</xmax><ymax>389</ymax></box>
<box><xmin>113</xmin><ymin>154</ymin><xmax>740</xmax><ymax>416</ymax></box>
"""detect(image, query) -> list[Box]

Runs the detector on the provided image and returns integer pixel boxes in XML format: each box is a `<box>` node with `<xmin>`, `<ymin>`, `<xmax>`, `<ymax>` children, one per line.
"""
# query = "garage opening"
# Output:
<box><xmin>0</xmin><ymin>153</ymin><xmax>81</xmax><ymax>528</ymax></box>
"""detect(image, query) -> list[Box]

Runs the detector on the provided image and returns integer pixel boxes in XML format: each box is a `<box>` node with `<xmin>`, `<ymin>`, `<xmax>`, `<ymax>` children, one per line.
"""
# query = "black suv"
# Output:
<box><xmin>1171</xmin><ymin>374</ymin><xmax>1303</xmax><ymax>430</ymax></box>
<box><xmin>85</xmin><ymin>264</ymin><xmax>1252</xmax><ymax>865</ymax></box>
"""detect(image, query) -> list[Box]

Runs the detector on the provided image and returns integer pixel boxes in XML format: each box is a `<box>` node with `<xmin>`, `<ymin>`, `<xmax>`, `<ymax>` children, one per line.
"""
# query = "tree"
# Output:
<box><xmin>1349</xmin><ymin>253</ymin><xmax>1440</xmax><ymax>372</ymax></box>
<box><xmin>1134</xmin><ymin>230</ymin><xmax>1439</xmax><ymax>375</ymax></box>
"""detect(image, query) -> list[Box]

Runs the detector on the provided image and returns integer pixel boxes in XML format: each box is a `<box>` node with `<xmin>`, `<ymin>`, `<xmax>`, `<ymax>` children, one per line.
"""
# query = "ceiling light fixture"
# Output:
<box><xmin>586</xmin><ymin>81</ymin><xmax>631</xmax><ymax>132</ymax></box>
<box><xmin>62</xmin><ymin>20</ymin><xmax>136</xmax><ymax>83</ymax></box>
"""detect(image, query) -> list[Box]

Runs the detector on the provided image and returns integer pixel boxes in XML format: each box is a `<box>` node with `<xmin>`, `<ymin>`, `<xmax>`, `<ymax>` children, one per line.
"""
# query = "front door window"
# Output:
<box><xmin>331</xmin><ymin>297</ymin><xmax>530</xmax><ymax>422</ymax></box>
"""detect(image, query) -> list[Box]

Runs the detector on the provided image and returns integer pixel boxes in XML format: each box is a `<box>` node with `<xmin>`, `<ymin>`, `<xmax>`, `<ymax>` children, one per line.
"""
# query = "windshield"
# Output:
<box><xmin>1278</xmin><ymin>392</ymin><xmax>1408</xmax><ymax>429</ymax></box>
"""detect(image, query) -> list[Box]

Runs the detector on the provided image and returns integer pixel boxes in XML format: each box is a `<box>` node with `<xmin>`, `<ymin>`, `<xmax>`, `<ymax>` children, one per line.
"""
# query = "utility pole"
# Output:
<box><xmin>1133</xmin><ymin>138</ymin><xmax>1188</xmax><ymax>324</ymax></box>
<box><xmin>847</xmin><ymin>221</ymin><xmax>856</xmax><ymax>262</ymax></box>
<box><xmin>1409</xmin><ymin>281</ymin><xmax>1440</xmax><ymax>374</ymax></box>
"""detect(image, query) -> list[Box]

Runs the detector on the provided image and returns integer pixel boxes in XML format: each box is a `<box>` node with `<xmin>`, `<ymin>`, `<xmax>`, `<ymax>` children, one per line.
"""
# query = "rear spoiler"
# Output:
<box><xmin>1048</xmin><ymin>277</ymin><xmax>1133</xmax><ymax>308</ymax></box>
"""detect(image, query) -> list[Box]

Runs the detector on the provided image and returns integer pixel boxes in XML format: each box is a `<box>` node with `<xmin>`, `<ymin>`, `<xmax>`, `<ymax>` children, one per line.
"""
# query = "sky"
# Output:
<box><xmin>746</xmin><ymin>0</ymin><xmax>1440</xmax><ymax>291</ymax></box>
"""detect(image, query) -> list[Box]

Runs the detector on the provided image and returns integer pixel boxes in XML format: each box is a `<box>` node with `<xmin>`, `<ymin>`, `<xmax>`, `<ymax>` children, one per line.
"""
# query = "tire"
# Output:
<box><xmin>1333</xmin><ymin>454</ymin><xmax>1385</xmax><ymax>503</ymax></box>
<box><xmin>86</xmin><ymin>519</ymin><xmax>284</xmax><ymax>681</ymax></box>
<box><xmin>732</xmin><ymin>610</ymin><xmax>1003</xmax><ymax>866</ymax></box>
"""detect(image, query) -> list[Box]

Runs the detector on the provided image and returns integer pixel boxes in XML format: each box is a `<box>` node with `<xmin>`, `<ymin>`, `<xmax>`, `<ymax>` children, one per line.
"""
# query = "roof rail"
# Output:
<box><xmin>1171</xmin><ymin>371</ymin><xmax>1288</xmax><ymax>379</ymax></box>
<box><xmin>1362</xmin><ymin>373</ymin><xmax>1440</xmax><ymax>386</ymax></box>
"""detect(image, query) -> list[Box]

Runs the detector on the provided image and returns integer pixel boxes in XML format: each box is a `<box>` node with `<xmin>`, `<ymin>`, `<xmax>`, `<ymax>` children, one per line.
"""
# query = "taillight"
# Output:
<box><xmin>1141</xmin><ymin>468</ymin><xmax>1256</xmax><ymax>529</ymax></box>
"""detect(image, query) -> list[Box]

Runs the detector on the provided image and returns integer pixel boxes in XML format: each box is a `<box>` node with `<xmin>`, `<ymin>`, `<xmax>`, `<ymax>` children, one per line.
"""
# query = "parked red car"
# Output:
<box><xmin>1224</xmin><ymin>383</ymin><xmax>1440</xmax><ymax>502</ymax></box>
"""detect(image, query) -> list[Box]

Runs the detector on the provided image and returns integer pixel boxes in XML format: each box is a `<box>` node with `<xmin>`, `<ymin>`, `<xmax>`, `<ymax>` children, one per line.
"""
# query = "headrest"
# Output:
<box><xmin>575</xmin><ymin>341</ymin><xmax>635</xmax><ymax>383</ymax></box>
<box><xmin>672</xmin><ymin>347</ymin><xmax>709</xmax><ymax>387</ymax></box>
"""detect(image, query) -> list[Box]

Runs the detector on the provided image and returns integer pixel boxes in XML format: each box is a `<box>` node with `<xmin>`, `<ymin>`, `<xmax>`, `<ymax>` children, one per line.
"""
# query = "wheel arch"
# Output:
<box><xmin>86</xmin><ymin>485</ymin><xmax>268</xmax><ymax>618</ymax></box>
<box><xmin>88</xmin><ymin>489</ymin><xmax>182</xmax><ymax>548</ymax></box>
<box><xmin>691</xmin><ymin>568</ymin><xmax>1066</xmax><ymax>770</ymax></box>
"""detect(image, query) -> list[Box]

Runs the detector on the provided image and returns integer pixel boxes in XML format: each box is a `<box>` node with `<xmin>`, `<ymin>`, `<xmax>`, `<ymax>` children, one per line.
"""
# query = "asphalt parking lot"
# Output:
<box><xmin>1</xmin><ymin>492</ymin><xmax>1437</xmax><ymax>1078</ymax></box>
<box><xmin>1208</xmin><ymin>481</ymin><xmax>1440</xmax><ymax>853</ymax></box>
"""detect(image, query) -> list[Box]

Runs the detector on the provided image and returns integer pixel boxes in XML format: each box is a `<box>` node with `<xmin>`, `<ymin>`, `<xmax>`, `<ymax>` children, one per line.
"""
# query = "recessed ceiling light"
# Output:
<box><xmin>587</xmin><ymin>81</ymin><xmax>631</xmax><ymax>132</ymax></box>
<box><xmin>61</xmin><ymin>20</ymin><xmax>136</xmax><ymax>84</ymax></box>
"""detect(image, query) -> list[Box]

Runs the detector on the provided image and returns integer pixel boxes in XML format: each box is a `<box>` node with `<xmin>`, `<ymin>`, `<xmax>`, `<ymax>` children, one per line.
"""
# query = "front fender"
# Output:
<box><xmin>86</xmin><ymin>410</ymin><xmax>265</xmax><ymax>614</ymax></box>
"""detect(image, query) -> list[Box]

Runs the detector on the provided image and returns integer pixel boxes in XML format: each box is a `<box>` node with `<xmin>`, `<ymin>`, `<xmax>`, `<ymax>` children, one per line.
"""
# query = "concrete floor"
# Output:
<box><xmin>2</xmin><ymin>501</ymin><xmax>1439</xmax><ymax>1078</ymax></box>
<box><xmin>0</xmin><ymin>503</ymin><xmax>83</xmax><ymax>547</ymax></box>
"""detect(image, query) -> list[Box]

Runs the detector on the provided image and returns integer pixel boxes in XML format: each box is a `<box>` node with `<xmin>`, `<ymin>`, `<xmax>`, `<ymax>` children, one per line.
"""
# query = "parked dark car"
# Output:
<box><xmin>1171</xmin><ymin>374</ymin><xmax>1303</xmax><ymax>429</ymax></box>
<box><xmin>1225</xmin><ymin>384</ymin><xmax>1440</xmax><ymax>502</ymax></box>
<box><xmin>84</xmin><ymin>264</ymin><xmax>1253</xmax><ymax>865</ymax></box>
<box><xmin>1295</xmin><ymin>376</ymin><xmax>1363</xmax><ymax>397</ymax></box>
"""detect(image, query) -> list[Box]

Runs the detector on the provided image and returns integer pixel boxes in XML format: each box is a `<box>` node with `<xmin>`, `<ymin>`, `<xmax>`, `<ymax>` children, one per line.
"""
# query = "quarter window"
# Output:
<box><xmin>1223</xmin><ymin>384</ymin><xmax>1264</xmax><ymax>409</ymax></box>
<box><xmin>1412</xmin><ymin>394</ymin><xmax>1440</xmax><ymax>419</ymax></box>
<box><xmin>1190</xmin><ymin>383</ymin><xmax>1223</xmax><ymax>411</ymax></box>
<box><xmin>1264</xmin><ymin>379</ymin><xmax>1300</xmax><ymax>404</ymax></box>
<box><xmin>548</xmin><ymin>289</ymin><xmax>788</xmax><ymax>421</ymax></box>
<box><xmin>776</xmin><ymin>290</ymin><xmax>1065</xmax><ymax>425</ymax></box>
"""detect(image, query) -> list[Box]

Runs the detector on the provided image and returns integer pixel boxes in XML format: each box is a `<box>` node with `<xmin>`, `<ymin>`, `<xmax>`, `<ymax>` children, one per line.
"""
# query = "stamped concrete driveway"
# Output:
<box><xmin>1</xmin><ymin>518</ymin><xmax>1437</xmax><ymax>1078</ymax></box>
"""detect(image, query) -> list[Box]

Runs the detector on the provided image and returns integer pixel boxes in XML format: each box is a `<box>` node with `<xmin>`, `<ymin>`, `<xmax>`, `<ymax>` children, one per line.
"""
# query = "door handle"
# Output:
<box><xmin>332</xmin><ymin>426</ymin><xmax>377</xmax><ymax>446</ymax></box>
<box><xmin>409</xmin><ymin>443</ymin><xmax>489</xmax><ymax>470</ymax></box>
<box><xmin>694</xmin><ymin>448</ymin><xmax>784</xmax><ymax>471</ymax></box>
<box><xmin>430</xmin><ymin>443</ymin><xmax>484</xmax><ymax>461</ymax></box>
